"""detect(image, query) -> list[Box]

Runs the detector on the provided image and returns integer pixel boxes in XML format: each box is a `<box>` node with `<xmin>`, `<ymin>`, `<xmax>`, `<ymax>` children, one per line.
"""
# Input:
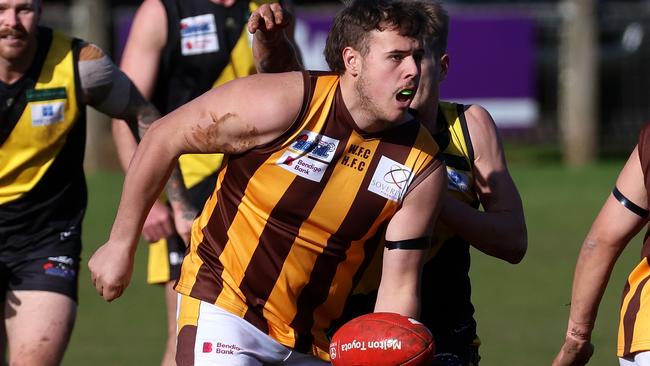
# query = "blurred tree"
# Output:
<box><xmin>72</xmin><ymin>0</ymin><xmax>116</xmax><ymax>172</ymax></box>
<box><xmin>559</xmin><ymin>0</ymin><xmax>598</xmax><ymax>166</ymax></box>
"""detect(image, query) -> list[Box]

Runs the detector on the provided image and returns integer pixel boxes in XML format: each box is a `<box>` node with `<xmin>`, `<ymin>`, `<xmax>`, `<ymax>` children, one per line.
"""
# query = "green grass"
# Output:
<box><xmin>65</xmin><ymin>160</ymin><xmax>642</xmax><ymax>365</ymax></box>
<box><xmin>472</xmin><ymin>161</ymin><xmax>639</xmax><ymax>365</ymax></box>
<box><xmin>62</xmin><ymin>172</ymin><xmax>167</xmax><ymax>366</ymax></box>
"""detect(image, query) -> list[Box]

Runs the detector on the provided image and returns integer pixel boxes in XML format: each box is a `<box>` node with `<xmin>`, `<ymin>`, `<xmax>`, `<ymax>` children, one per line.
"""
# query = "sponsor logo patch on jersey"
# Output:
<box><xmin>31</xmin><ymin>101</ymin><xmax>64</xmax><ymax>126</ymax></box>
<box><xmin>277</xmin><ymin>151</ymin><xmax>329</xmax><ymax>182</ymax></box>
<box><xmin>277</xmin><ymin>131</ymin><xmax>340</xmax><ymax>182</ymax></box>
<box><xmin>288</xmin><ymin>131</ymin><xmax>339</xmax><ymax>163</ymax></box>
<box><xmin>26</xmin><ymin>87</ymin><xmax>67</xmax><ymax>102</ymax></box>
<box><xmin>447</xmin><ymin>167</ymin><xmax>471</xmax><ymax>193</ymax></box>
<box><xmin>368</xmin><ymin>156</ymin><xmax>414</xmax><ymax>202</ymax></box>
<box><xmin>180</xmin><ymin>14</ymin><xmax>219</xmax><ymax>56</ymax></box>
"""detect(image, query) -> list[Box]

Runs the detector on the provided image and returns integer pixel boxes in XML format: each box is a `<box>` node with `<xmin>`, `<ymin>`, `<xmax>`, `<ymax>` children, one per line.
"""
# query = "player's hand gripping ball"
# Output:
<box><xmin>329</xmin><ymin>312</ymin><xmax>435</xmax><ymax>365</ymax></box>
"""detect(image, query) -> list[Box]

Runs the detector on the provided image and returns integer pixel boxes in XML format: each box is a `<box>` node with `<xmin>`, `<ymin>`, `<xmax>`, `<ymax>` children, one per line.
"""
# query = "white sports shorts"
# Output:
<box><xmin>176</xmin><ymin>294</ymin><xmax>329</xmax><ymax>366</ymax></box>
<box><xmin>620</xmin><ymin>351</ymin><xmax>650</xmax><ymax>366</ymax></box>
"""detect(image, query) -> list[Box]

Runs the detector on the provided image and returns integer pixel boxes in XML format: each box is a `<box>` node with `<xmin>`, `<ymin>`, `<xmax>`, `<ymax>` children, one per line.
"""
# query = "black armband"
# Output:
<box><xmin>612</xmin><ymin>186</ymin><xmax>649</xmax><ymax>218</ymax></box>
<box><xmin>385</xmin><ymin>237</ymin><xmax>431</xmax><ymax>250</ymax></box>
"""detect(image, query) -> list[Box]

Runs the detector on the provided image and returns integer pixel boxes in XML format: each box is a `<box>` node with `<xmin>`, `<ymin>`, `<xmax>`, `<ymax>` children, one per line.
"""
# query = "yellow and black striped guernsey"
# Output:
<box><xmin>157</xmin><ymin>0</ymin><xmax>279</xmax><ymax>190</ymax></box>
<box><xmin>0</xmin><ymin>27</ymin><xmax>86</xmax><ymax>254</ymax></box>
<box><xmin>419</xmin><ymin>102</ymin><xmax>481</xmax><ymax>343</ymax></box>
<box><xmin>175</xmin><ymin>71</ymin><xmax>441</xmax><ymax>359</ymax></box>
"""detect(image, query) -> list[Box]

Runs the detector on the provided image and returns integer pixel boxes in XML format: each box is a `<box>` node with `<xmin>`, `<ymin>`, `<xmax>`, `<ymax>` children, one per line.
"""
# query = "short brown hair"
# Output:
<box><xmin>414</xmin><ymin>1</ymin><xmax>449</xmax><ymax>57</ymax></box>
<box><xmin>324</xmin><ymin>0</ymin><xmax>429</xmax><ymax>74</ymax></box>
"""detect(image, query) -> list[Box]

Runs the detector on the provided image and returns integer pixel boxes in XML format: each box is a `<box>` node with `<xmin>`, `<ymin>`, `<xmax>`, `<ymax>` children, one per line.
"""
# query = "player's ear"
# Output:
<box><xmin>439</xmin><ymin>53</ymin><xmax>449</xmax><ymax>82</ymax></box>
<box><xmin>342</xmin><ymin>47</ymin><xmax>360</xmax><ymax>77</ymax></box>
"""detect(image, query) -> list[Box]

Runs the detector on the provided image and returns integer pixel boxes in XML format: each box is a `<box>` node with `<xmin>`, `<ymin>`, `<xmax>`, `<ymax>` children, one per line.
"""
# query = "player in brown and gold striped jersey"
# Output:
<box><xmin>89</xmin><ymin>0</ymin><xmax>447</xmax><ymax>364</ymax></box>
<box><xmin>554</xmin><ymin>124</ymin><xmax>650</xmax><ymax>366</ymax></box>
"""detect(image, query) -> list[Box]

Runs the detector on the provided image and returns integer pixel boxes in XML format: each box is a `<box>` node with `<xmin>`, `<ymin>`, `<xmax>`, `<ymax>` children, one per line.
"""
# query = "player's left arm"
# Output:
<box><xmin>248</xmin><ymin>1</ymin><xmax>303</xmax><ymax>73</ymax></box>
<box><xmin>374</xmin><ymin>162</ymin><xmax>446</xmax><ymax>319</ymax></box>
<box><xmin>553</xmin><ymin>145</ymin><xmax>648</xmax><ymax>366</ymax></box>
<box><xmin>440</xmin><ymin>104</ymin><xmax>527</xmax><ymax>263</ymax></box>
<box><xmin>77</xmin><ymin>43</ymin><xmax>160</xmax><ymax>134</ymax></box>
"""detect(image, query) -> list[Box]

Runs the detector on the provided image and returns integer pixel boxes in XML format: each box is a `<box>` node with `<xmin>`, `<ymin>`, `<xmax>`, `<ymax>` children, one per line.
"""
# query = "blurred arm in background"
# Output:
<box><xmin>553</xmin><ymin>144</ymin><xmax>649</xmax><ymax>366</ymax></box>
<box><xmin>110</xmin><ymin>0</ymin><xmax>176</xmax><ymax>243</ymax></box>
<box><xmin>248</xmin><ymin>1</ymin><xmax>303</xmax><ymax>73</ymax></box>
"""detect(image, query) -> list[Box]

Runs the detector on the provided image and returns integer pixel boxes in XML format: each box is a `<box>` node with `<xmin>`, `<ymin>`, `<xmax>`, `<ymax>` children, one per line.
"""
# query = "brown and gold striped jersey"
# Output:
<box><xmin>618</xmin><ymin>123</ymin><xmax>650</xmax><ymax>357</ymax></box>
<box><xmin>175</xmin><ymin>71</ymin><xmax>441</xmax><ymax>359</ymax></box>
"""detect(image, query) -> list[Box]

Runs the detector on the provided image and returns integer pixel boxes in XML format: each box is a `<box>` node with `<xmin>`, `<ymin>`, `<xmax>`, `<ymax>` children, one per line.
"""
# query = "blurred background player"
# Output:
<box><xmin>111</xmin><ymin>1</ymin><xmax>301</xmax><ymax>364</ymax></box>
<box><xmin>322</xmin><ymin>2</ymin><xmax>528</xmax><ymax>365</ymax></box>
<box><xmin>89</xmin><ymin>0</ymin><xmax>446</xmax><ymax>364</ymax></box>
<box><xmin>553</xmin><ymin>124</ymin><xmax>650</xmax><ymax>365</ymax></box>
<box><xmin>0</xmin><ymin>0</ymin><xmax>159</xmax><ymax>365</ymax></box>
<box><xmin>411</xmin><ymin>2</ymin><xmax>527</xmax><ymax>365</ymax></box>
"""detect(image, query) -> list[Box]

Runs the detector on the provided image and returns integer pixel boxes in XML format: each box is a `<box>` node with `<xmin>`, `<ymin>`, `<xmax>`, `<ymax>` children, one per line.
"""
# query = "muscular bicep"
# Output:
<box><xmin>594</xmin><ymin>146</ymin><xmax>649</xmax><ymax>244</ymax></box>
<box><xmin>155</xmin><ymin>72</ymin><xmax>305</xmax><ymax>156</ymax></box>
<box><xmin>465</xmin><ymin>104</ymin><xmax>523</xmax><ymax>212</ymax></box>
<box><xmin>616</xmin><ymin>146</ymin><xmax>648</xmax><ymax>213</ymax></box>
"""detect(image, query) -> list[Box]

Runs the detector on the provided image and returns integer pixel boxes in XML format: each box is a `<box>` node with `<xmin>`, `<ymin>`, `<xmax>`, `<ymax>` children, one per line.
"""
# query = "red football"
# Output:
<box><xmin>329</xmin><ymin>312</ymin><xmax>435</xmax><ymax>366</ymax></box>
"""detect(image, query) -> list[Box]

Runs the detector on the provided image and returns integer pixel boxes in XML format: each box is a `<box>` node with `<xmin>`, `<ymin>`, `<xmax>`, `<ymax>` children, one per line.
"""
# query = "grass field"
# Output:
<box><xmin>472</xmin><ymin>161</ymin><xmax>639</xmax><ymax>366</ymax></box>
<box><xmin>63</xmin><ymin>157</ymin><xmax>641</xmax><ymax>365</ymax></box>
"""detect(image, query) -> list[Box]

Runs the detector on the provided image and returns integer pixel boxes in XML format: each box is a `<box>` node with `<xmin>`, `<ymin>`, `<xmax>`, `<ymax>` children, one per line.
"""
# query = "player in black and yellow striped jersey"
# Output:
<box><xmin>0</xmin><ymin>0</ymin><xmax>160</xmax><ymax>364</ymax></box>
<box><xmin>110</xmin><ymin>1</ymin><xmax>301</xmax><ymax>364</ymax></box>
<box><xmin>89</xmin><ymin>1</ymin><xmax>448</xmax><ymax>364</ymax></box>
<box><xmin>554</xmin><ymin>123</ymin><xmax>650</xmax><ymax>366</ymax></box>
<box><xmin>405</xmin><ymin>8</ymin><xmax>527</xmax><ymax>366</ymax></box>
<box><xmin>358</xmin><ymin>101</ymin><xmax>526</xmax><ymax>366</ymax></box>
<box><xmin>341</xmin><ymin>102</ymin><xmax>526</xmax><ymax>366</ymax></box>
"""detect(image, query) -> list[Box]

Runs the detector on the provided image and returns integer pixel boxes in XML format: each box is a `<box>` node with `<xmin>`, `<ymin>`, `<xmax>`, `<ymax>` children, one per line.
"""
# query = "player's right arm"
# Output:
<box><xmin>375</xmin><ymin>162</ymin><xmax>446</xmax><ymax>319</ymax></box>
<box><xmin>439</xmin><ymin>104</ymin><xmax>527</xmax><ymax>263</ymax></box>
<box><xmin>553</xmin><ymin>145</ymin><xmax>649</xmax><ymax>366</ymax></box>
<box><xmin>111</xmin><ymin>0</ymin><xmax>175</xmax><ymax>243</ymax></box>
<box><xmin>88</xmin><ymin>71</ymin><xmax>306</xmax><ymax>302</ymax></box>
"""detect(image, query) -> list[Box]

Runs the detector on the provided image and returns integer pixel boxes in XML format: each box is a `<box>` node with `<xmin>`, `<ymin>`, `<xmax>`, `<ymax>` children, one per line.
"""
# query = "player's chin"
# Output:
<box><xmin>0</xmin><ymin>44</ymin><xmax>27</xmax><ymax>60</ymax></box>
<box><xmin>389</xmin><ymin>105</ymin><xmax>413</xmax><ymax>123</ymax></box>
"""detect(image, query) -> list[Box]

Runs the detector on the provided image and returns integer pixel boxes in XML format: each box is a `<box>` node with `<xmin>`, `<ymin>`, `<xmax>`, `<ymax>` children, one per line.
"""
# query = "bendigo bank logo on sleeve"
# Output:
<box><xmin>368</xmin><ymin>156</ymin><xmax>414</xmax><ymax>202</ymax></box>
<box><xmin>277</xmin><ymin>131</ymin><xmax>339</xmax><ymax>182</ymax></box>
